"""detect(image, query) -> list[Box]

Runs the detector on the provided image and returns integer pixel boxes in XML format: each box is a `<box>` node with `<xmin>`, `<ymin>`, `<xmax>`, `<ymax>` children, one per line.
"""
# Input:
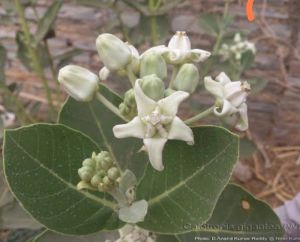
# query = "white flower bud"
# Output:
<box><xmin>140</xmin><ymin>52</ymin><xmax>167</xmax><ymax>80</ymax></box>
<box><xmin>96</xmin><ymin>33</ymin><xmax>132</xmax><ymax>71</ymax></box>
<box><xmin>173</xmin><ymin>63</ymin><xmax>199</xmax><ymax>93</ymax></box>
<box><xmin>58</xmin><ymin>65</ymin><xmax>99</xmax><ymax>102</ymax></box>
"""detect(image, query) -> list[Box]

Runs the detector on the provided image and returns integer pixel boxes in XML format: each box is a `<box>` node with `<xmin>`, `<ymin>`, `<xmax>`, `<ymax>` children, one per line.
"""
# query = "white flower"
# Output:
<box><xmin>113</xmin><ymin>79</ymin><xmax>194</xmax><ymax>171</ymax></box>
<box><xmin>141</xmin><ymin>31</ymin><xmax>210</xmax><ymax>65</ymax></box>
<box><xmin>58</xmin><ymin>65</ymin><xmax>99</xmax><ymax>102</ymax></box>
<box><xmin>165</xmin><ymin>31</ymin><xmax>211</xmax><ymax>64</ymax></box>
<box><xmin>204</xmin><ymin>72</ymin><xmax>250</xmax><ymax>131</ymax></box>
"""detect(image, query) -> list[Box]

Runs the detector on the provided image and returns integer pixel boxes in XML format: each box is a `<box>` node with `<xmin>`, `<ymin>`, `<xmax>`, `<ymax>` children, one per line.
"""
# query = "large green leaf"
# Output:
<box><xmin>34</xmin><ymin>1</ymin><xmax>62</xmax><ymax>44</ymax></box>
<box><xmin>3</xmin><ymin>124</ymin><xmax>122</xmax><ymax>235</ymax></box>
<box><xmin>59</xmin><ymin>84</ymin><xmax>147</xmax><ymax>180</ymax></box>
<box><xmin>136</xmin><ymin>126</ymin><xmax>239</xmax><ymax>233</ymax></box>
<box><xmin>179</xmin><ymin>184</ymin><xmax>283</xmax><ymax>241</ymax></box>
<box><xmin>160</xmin><ymin>184</ymin><xmax>283</xmax><ymax>241</ymax></box>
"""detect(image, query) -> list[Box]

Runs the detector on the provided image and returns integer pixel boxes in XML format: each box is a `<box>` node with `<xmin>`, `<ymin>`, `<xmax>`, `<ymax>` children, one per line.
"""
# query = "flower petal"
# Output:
<box><xmin>216</xmin><ymin>72</ymin><xmax>231</xmax><ymax>85</ymax></box>
<box><xmin>158</xmin><ymin>91</ymin><xmax>189</xmax><ymax>116</ymax></box>
<box><xmin>141</xmin><ymin>45</ymin><xmax>168</xmax><ymax>58</ymax></box>
<box><xmin>113</xmin><ymin>117</ymin><xmax>144</xmax><ymax>139</ymax></box>
<box><xmin>188</xmin><ymin>49</ymin><xmax>211</xmax><ymax>62</ymax></box>
<box><xmin>134</xmin><ymin>79</ymin><xmax>157</xmax><ymax>117</ymax></box>
<box><xmin>229</xmin><ymin>92</ymin><xmax>247</xmax><ymax>107</ymax></box>
<box><xmin>163</xmin><ymin>49</ymin><xmax>184</xmax><ymax>64</ymax></box>
<box><xmin>224</xmin><ymin>81</ymin><xmax>242</xmax><ymax>98</ymax></box>
<box><xmin>214</xmin><ymin>99</ymin><xmax>237</xmax><ymax>117</ymax></box>
<box><xmin>168</xmin><ymin>32</ymin><xmax>191</xmax><ymax>52</ymax></box>
<box><xmin>204</xmin><ymin>76</ymin><xmax>224</xmax><ymax>98</ymax></box>
<box><xmin>235</xmin><ymin>103</ymin><xmax>248</xmax><ymax>131</ymax></box>
<box><xmin>118</xmin><ymin>200</ymin><xmax>148</xmax><ymax>224</ymax></box>
<box><xmin>143</xmin><ymin>138</ymin><xmax>167</xmax><ymax>171</ymax></box>
<box><xmin>168</xmin><ymin>117</ymin><xmax>194</xmax><ymax>145</ymax></box>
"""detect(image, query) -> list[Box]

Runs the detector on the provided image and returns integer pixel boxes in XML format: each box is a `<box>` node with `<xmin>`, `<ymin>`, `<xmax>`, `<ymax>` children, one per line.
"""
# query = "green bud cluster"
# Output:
<box><xmin>119</xmin><ymin>89</ymin><xmax>137</xmax><ymax>120</ymax></box>
<box><xmin>78</xmin><ymin>151</ymin><xmax>121</xmax><ymax>192</ymax></box>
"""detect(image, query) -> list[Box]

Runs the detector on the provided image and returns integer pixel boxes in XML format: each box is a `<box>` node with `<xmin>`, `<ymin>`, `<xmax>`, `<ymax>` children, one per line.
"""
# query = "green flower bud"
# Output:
<box><xmin>58</xmin><ymin>65</ymin><xmax>99</xmax><ymax>102</ymax></box>
<box><xmin>100</xmin><ymin>159</ymin><xmax>113</xmax><ymax>171</ymax></box>
<box><xmin>91</xmin><ymin>174</ymin><xmax>103</xmax><ymax>187</ymax></box>
<box><xmin>78</xmin><ymin>167</ymin><xmax>94</xmax><ymax>182</ymax></box>
<box><xmin>140</xmin><ymin>52</ymin><xmax>167</xmax><ymax>80</ymax></box>
<box><xmin>82</xmin><ymin>158</ymin><xmax>95</xmax><ymax>168</ymax></box>
<box><xmin>102</xmin><ymin>176</ymin><xmax>112</xmax><ymax>186</ymax></box>
<box><xmin>140</xmin><ymin>74</ymin><xmax>165</xmax><ymax>101</ymax></box>
<box><xmin>173</xmin><ymin>64</ymin><xmax>199</xmax><ymax>93</ymax></box>
<box><xmin>96</xmin><ymin>33</ymin><xmax>132</xmax><ymax>71</ymax></box>
<box><xmin>107</xmin><ymin>167</ymin><xmax>120</xmax><ymax>180</ymax></box>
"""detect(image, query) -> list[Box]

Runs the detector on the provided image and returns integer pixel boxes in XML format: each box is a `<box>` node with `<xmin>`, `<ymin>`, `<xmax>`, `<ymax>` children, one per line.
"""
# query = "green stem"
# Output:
<box><xmin>149</xmin><ymin>0</ymin><xmax>158</xmax><ymax>44</ymax></box>
<box><xmin>184</xmin><ymin>106</ymin><xmax>214</xmax><ymax>125</ymax></box>
<box><xmin>201</xmin><ymin>0</ymin><xmax>231</xmax><ymax>78</ymax></box>
<box><xmin>96</xmin><ymin>93</ymin><xmax>128</xmax><ymax>122</ymax></box>
<box><xmin>14</xmin><ymin>0</ymin><xmax>56</xmax><ymax>119</ymax></box>
<box><xmin>150</xmin><ymin>16</ymin><xmax>158</xmax><ymax>44</ymax></box>
<box><xmin>212</xmin><ymin>1</ymin><xmax>230</xmax><ymax>53</ymax></box>
<box><xmin>112</xmin><ymin>0</ymin><xmax>131</xmax><ymax>42</ymax></box>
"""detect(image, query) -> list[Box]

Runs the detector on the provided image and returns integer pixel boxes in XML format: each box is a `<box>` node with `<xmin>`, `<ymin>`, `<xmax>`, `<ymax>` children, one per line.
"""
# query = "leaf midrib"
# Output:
<box><xmin>7</xmin><ymin>133</ymin><xmax>115</xmax><ymax>209</ymax></box>
<box><xmin>148</xmin><ymin>141</ymin><xmax>235</xmax><ymax>205</ymax></box>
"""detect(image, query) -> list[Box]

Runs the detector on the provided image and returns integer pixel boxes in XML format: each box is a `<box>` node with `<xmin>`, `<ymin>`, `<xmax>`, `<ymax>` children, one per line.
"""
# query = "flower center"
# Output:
<box><xmin>141</xmin><ymin>106</ymin><xmax>173</xmax><ymax>138</ymax></box>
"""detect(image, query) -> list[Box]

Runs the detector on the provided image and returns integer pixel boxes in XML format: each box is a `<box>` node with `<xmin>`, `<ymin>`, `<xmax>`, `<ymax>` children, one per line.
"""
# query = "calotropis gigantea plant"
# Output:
<box><xmin>3</xmin><ymin>32</ymin><xmax>283</xmax><ymax>241</ymax></box>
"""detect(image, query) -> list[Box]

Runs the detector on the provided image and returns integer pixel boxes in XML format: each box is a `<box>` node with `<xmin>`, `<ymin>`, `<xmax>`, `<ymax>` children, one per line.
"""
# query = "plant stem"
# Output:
<box><xmin>112</xmin><ymin>0</ymin><xmax>131</xmax><ymax>42</ymax></box>
<box><xmin>149</xmin><ymin>0</ymin><xmax>158</xmax><ymax>44</ymax></box>
<box><xmin>213</xmin><ymin>0</ymin><xmax>230</xmax><ymax>53</ymax></box>
<box><xmin>184</xmin><ymin>106</ymin><xmax>214</xmax><ymax>125</ymax></box>
<box><xmin>14</xmin><ymin>0</ymin><xmax>56</xmax><ymax>120</ymax></box>
<box><xmin>96</xmin><ymin>93</ymin><xmax>128</xmax><ymax>121</ymax></box>
<box><xmin>201</xmin><ymin>0</ymin><xmax>231</xmax><ymax>78</ymax></box>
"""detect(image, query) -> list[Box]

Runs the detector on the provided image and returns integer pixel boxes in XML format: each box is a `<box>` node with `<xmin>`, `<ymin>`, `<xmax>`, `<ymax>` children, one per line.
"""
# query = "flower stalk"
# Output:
<box><xmin>184</xmin><ymin>106</ymin><xmax>214</xmax><ymax>125</ymax></box>
<box><xmin>14</xmin><ymin>0</ymin><xmax>56</xmax><ymax>119</ymax></box>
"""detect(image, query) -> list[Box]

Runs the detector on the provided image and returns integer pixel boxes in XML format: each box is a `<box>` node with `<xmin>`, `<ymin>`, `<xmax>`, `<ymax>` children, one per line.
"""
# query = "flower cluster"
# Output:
<box><xmin>58</xmin><ymin>31</ymin><xmax>251</xmax><ymax>173</ymax></box>
<box><xmin>219</xmin><ymin>33</ymin><xmax>256</xmax><ymax>61</ymax></box>
<box><xmin>77</xmin><ymin>151</ymin><xmax>121</xmax><ymax>192</ymax></box>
